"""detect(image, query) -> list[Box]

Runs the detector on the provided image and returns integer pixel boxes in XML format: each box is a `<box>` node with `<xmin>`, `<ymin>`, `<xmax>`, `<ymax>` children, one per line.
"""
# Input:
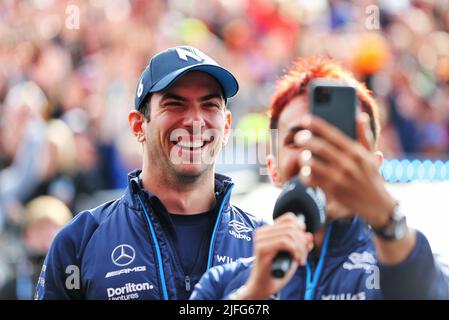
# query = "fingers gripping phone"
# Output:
<box><xmin>309</xmin><ymin>78</ymin><xmax>358</xmax><ymax>139</ymax></box>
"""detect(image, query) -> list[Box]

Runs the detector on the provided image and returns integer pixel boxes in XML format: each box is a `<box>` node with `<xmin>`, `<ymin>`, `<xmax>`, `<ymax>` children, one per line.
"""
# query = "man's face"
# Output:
<box><xmin>270</xmin><ymin>95</ymin><xmax>352</xmax><ymax>220</ymax></box>
<box><xmin>144</xmin><ymin>71</ymin><xmax>231</xmax><ymax>181</ymax></box>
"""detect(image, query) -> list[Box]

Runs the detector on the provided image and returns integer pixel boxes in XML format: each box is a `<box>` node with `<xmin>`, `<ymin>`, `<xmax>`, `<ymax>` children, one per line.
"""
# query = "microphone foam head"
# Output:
<box><xmin>273</xmin><ymin>178</ymin><xmax>326</xmax><ymax>233</ymax></box>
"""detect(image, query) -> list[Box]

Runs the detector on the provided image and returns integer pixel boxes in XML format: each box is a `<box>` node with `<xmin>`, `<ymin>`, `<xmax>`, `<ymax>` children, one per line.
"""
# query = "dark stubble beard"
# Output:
<box><xmin>172</xmin><ymin>145</ymin><xmax>218</xmax><ymax>185</ymax></box>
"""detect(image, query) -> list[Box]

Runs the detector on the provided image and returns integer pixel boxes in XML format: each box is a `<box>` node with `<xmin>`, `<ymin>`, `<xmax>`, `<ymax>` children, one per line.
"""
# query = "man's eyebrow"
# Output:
<box><xmin>160</xmin><ymin>92</ymin><xmax>224</xmax><ymax>102</ymax></box>
<box><xmin>199</xmin><ymin>93</ymin><xmax>224</xmax><ymax>102</ymax></box>
<box><xmin>160</xmin><ymin>93</ymin><xmax>188</xmax><ymax>102</ymax></box>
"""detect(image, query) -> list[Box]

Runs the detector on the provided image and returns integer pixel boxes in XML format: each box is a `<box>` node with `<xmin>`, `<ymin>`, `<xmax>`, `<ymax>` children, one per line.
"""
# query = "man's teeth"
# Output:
<box><xmin>177</xmin><ymin>141</ymin><xmax>204</xmax><ymax>148</ymax></box>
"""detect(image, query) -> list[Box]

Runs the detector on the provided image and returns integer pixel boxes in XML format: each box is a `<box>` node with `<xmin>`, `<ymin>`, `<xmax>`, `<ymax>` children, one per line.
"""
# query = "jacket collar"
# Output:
<box><xmin>326</xmin><ymin>217</ymin><xmax>373</xmax><ymax>257</ymax></box>
<box><xmin>124</xmin><ymin>169</ymin><xmax>234</xmax><ymax>213</ymax></box>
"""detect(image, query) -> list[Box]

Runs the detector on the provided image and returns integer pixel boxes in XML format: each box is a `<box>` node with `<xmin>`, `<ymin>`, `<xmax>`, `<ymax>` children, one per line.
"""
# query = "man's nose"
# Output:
<box><xmin>182</xmin><ymin>107</ymin><xmax>206</xmax><ymax>129</ymax></box>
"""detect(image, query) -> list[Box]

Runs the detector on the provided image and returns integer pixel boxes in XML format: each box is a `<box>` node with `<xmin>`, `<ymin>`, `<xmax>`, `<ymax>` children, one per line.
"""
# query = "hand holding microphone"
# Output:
<box><xmin>235</xmin><ymin>178</ymin><xmax>325</xmax><ymax>300</ymax></box>
<box><xmin>271</xmin><ymin>177</ymin><xmax>326</xmax><ymax>278</ymax></box>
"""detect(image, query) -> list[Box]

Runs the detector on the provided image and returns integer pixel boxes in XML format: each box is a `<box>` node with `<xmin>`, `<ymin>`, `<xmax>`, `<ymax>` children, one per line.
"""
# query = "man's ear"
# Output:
<box><xmin>266</xmin><ymin>154</ymin><xmax>282</xmax><ymax>187</ymax></box>
<box><xmin>375</xmin><ymin>150</ymin><xmax>384</xmax><ymax>170</ymax></box>
<box><xmin>128</xmin><ymin>110</ymin><xmax>146</xmax><ymax>143</ymax></box>
<box><xmin>222</xmin><ymin>110</ymin><xmax>232</xmax><ymax>146</ymax></box>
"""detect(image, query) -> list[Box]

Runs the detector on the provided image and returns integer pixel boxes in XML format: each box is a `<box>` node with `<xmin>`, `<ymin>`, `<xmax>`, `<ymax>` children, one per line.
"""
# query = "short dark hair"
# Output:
<box><xmin>138</xmin><ymin>94</ymin><xmax>152</xmax><ymax>121</ymax></box>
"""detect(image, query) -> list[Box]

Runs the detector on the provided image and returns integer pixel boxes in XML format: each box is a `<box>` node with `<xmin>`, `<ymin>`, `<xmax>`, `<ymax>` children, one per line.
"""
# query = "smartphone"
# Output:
<box><xmin>309</xmin><ymin>78</ymin><xmax>358</xmax><ymax>139</ymax></box>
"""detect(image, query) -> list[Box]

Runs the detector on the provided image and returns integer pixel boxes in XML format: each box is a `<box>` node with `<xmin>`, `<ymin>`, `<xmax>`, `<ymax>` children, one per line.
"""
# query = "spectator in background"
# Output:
<box><xmin>0</xmin><ymin>196</ymin><xmax>72</xmax><ymax>300</ymax></box>
<box><xmin>22</xmin><ymin>114</ymin><xmax>117</xmax><ymax>214</ymax></box>
<box><xmin>0</xmin><ymin>81</ymin><xmax>50</xmax><ymax>229</ymax></box>
<box><xmin>19</xmin><ymin>119</ymin><xmax>77</xmax><ymax>209</ymax></box>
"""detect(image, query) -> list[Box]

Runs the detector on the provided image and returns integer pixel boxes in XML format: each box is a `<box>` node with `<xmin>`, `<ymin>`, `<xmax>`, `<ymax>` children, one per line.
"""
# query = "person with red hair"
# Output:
<box><xmin>270</xmin><ymin>56</ymin><xmax>379</xmax><ymax>141</ymax></box>
<box><xmin>190</xmin><ymin>56</ymin><xmax>449</xmax><ymax>300</ymax></box>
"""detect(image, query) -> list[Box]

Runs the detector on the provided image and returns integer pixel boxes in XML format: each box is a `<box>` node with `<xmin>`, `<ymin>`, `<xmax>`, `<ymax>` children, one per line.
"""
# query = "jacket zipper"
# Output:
<box><xmin>170</xmin><ymin>184</ymin><xmax>234</xmax><ymax>295</ymax></box>
<box><xmin>138</xmin><ymin>181</ymin><xmax>233</xmax><ymax>299</ymax></box>
<box><xmin>184</xmin><ymin>275</ymin><xmax>191</xmax><ymax>292</ymax></box>
<box><xmin>164</xmin><ymin>183</ymin><xmax>234</xmax><ymax>294</ymax></box>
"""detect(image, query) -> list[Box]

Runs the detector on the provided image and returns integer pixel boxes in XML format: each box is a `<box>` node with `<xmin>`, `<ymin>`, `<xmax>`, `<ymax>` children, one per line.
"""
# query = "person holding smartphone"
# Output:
<box><xmin>190</xmin><ymin>56</ymin><xmax>449</xmax><ymax>300</ymax></box>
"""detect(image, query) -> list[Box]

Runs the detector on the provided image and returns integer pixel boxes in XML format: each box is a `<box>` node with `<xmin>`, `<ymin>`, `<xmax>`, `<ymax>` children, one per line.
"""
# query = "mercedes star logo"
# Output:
<box><xmin>111</xmin><ymin>244</ymin><xmax>136</xmax><ymax>267</ymax></box>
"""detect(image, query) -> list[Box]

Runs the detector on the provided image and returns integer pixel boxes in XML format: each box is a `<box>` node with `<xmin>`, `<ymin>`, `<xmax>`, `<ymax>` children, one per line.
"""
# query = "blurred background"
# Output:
<box><xmin>1</xmin><ymin>0</ymin><xmax>448</xmax><ymax>299</ymax></box>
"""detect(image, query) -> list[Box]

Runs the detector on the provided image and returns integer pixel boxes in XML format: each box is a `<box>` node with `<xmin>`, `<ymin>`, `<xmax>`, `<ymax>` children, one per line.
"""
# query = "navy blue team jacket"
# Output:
<box><xmin>35</xmin><ymin>170</ymin><xmax>266</xmax><ymax>300</ymax></box>
<box><xmin>191</xmin><ymin>218</ymin><xmax>449</xmax><ymax>300</ymax></box>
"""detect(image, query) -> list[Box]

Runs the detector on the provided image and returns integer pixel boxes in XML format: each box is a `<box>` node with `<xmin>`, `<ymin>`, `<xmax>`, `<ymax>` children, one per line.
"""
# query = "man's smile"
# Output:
<box><xmin>170</xmin><ymin>135</ymin><xmax>215</xmax><ymax>153</ymax></box>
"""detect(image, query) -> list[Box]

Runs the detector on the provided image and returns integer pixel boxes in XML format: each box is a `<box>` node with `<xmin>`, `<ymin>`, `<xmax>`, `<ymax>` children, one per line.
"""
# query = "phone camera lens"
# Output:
<box><xmin>315</xmin><ymin>87</ymin><xmax>331</xmax><ymax>105</ymax></box>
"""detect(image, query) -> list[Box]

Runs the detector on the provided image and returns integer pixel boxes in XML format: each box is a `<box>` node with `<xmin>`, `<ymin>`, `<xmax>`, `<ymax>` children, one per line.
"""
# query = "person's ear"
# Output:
<box><xmin>375</xmin><ymin>150</ymin><xmax>384</xmax><ymax>170</ymax></box>
<box><xmin>266</xmin><ymin>154</ymin><xmax>282</xmax><ymax>187</ymax></box>
<box><xmin>222</xmin><ymin>110</ymin><xmax>232</xmax><ymax>146</ymax></box>
<box><xmin>128</xmin><ymin>110</ymin><xmax>146</xmax><ymax>143</ymax></box>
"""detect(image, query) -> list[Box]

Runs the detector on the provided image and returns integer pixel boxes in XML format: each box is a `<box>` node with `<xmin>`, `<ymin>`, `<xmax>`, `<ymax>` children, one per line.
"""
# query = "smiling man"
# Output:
<box><xmin>35</xmin><ymin>46</ymin><xmax>266</xmax><ymax>300</ymax></box>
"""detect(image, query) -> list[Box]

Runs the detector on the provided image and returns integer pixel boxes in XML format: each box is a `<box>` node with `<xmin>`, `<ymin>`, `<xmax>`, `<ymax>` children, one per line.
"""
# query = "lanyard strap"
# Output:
<box><xmin>304</xmin><ymin>223</ymin><xmax>333</xmax><ymax>300</ymax></box>
<box><xmin>137</xmin><ymin>193</ymin><xmax>169</xmax><ymax>300</ymax></box>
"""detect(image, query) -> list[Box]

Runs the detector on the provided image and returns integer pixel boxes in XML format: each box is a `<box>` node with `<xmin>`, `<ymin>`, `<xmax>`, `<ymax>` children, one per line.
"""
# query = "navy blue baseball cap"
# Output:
<box><xmin>134</xmin><ymin>45</ymin><xmax>239</xmax><ymax>110</ymax></box>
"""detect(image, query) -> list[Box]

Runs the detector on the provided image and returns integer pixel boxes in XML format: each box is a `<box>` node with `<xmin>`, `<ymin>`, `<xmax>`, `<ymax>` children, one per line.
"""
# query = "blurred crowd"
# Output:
<box><xmin>0</xmin><ymin>0</ymin><xmax>448</xmax><ymax>299</ymax></box>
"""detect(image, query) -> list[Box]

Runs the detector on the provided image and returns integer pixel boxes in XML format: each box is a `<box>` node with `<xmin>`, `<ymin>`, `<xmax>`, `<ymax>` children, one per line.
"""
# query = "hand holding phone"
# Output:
<box><xmin>309</xmin><ymin>78</ymin><xmax>358</xmax><ymax>139</ymax></box>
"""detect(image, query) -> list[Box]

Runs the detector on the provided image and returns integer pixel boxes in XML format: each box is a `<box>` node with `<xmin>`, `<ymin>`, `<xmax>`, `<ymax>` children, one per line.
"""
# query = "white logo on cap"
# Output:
<box><xmin>137</xmin><ymin>78</ymin><xmax>144</xmax><ymax>98</ymax></box>
<box><xmin>175</xmin><ymin>48</ymin><xmax>203</xmax><ymax>62</ymax></box>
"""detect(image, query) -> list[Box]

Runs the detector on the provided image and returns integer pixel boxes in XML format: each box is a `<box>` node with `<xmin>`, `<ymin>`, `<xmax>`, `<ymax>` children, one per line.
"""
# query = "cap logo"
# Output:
<box><xmin>137</xmin><ymin>78</ymin><xmax>144</xmax><ymax>98</ymax></box>
<box><xmin>175</xmin><ymin>47</ymin><xmax>203</xmax><ymax>62</ymax></box>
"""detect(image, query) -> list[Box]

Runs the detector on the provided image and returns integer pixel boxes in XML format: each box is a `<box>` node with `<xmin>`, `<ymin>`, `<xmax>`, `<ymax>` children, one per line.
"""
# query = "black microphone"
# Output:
<box><xmin>271</xmin><ymin>178</ymin><xmax>326</xmax><ymax>278</ymax></box>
